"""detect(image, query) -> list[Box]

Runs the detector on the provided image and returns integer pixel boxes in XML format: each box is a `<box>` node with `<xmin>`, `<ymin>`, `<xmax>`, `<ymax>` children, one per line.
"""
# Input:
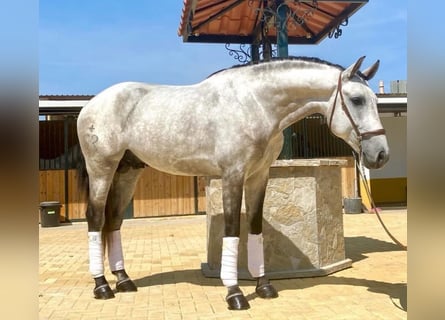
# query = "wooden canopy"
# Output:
<box><xmin>178</xmin><ymin>0</ymin><xmax>368</xmax><ymax>45</ymax></box>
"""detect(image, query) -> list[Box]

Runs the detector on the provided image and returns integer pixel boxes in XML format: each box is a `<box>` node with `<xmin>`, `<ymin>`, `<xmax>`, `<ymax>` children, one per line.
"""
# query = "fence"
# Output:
<box><xmin>38</xmin><ymin>168</ymin><xmax>205</xmax><ymax>221</ymax></box>
<box><xmin>39</xmin><ymin>169</ymin><xmax>87</xmax><ymax>221</ymax></box>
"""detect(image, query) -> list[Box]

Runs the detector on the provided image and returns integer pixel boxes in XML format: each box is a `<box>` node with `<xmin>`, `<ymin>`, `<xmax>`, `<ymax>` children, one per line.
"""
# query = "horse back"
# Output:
<box><xmin>77</xmin><ymin>80</ymin><xmax>275</xmax><ymax>177</ymax></box>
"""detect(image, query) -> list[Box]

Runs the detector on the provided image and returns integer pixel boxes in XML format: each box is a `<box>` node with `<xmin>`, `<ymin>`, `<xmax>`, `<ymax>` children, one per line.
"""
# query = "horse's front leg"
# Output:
<box><xmin>245</xmin><ymin>170</ymin><xmax>278</xmax><ymax>299</ymax></box>
<box><xmin>221</xmin><ymin>174</ymin><xmax>250</xmax><ymax>310</ymax></box>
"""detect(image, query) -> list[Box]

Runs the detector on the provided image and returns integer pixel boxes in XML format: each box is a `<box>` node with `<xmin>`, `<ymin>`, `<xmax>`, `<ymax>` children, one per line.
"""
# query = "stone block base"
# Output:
<box><xmin>203</xmin><ymin>159</ymin><xmax>350</xmax><ymax>279</ymax></box>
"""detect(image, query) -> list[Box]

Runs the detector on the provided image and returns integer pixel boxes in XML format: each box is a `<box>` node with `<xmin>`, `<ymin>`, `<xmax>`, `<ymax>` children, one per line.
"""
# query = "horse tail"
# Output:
<box><xmin>76</xmin><ymin>145</ymin><xmax>89</xmax><ymax>198</ymax></box>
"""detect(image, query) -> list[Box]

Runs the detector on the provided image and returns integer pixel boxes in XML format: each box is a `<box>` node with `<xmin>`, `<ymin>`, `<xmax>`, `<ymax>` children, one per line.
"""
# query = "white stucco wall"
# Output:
<box><xmin>370</xmin><ymin>115</ymin><xmax>407</xmax><ymax>179</ymax></box>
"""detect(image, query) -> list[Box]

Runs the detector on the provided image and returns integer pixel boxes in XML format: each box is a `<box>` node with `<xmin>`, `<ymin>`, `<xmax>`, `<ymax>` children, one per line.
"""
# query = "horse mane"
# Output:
<box><xmin>207</xmin><ymin>56</ymin><xmax>366</xmax><ymax>80</ymax></box>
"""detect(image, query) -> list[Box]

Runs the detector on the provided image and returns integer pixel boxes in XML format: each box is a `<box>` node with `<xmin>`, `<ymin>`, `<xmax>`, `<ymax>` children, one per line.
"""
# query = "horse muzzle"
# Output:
<box><xmin>361</xmin><ymin>135</ymin><xmax>390</xmax><ymax>169</ymax></box>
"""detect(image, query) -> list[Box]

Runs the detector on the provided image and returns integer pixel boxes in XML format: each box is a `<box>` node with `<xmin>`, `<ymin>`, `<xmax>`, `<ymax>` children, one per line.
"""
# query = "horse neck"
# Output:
<box><xmin>242</xmin><ymin>62</ymin><xmax>340</xmax><ymax>131</ymax></box>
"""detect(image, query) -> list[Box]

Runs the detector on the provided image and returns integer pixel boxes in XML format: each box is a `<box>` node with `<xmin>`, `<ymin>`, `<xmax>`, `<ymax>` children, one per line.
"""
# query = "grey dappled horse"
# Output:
<box><xmin>77</xmin><ymin>56</ymin><xmax>388</xmax><ymax>310</ymax></box>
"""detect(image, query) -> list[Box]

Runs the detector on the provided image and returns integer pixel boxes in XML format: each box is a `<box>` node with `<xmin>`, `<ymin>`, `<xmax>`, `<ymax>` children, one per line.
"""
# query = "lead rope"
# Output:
<box><xmin>353</xmin><ymin>151</ymin><xmax>407</xmax><ymax>250</ymax></box>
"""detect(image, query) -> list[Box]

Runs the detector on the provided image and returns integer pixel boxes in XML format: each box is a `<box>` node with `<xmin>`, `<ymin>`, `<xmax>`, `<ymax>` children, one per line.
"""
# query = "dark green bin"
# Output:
<box><xmin>39</xmin><ymin>201</ymin><xmax>62</xmax><ymax>227</ymax></box>
<box><xmin>343</xmin><ymin>197</ymin><xmax>362</xmax><ymax>214</ymax></box>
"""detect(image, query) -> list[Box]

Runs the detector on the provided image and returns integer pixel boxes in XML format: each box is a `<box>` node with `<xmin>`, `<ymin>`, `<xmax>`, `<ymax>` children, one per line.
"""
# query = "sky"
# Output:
<box><xmin>39</xmin><ymin>1</ymin><xmax>407</xmax><ymax>95</ymax></box>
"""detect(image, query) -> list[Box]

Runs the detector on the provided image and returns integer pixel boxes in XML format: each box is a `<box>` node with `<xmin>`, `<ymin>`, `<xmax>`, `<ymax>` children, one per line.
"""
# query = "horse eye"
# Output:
<box><xmin>351</xmin><ymin>96</ymin><xmax>364</xmax><ymax>106</ymax></box>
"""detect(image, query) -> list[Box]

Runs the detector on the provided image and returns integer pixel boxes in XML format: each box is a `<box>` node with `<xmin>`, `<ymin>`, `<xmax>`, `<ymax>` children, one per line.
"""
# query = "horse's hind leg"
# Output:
<box><xmin>103</xmin><ymin>153</ymin><xmax>145</xmax><ymax>294</ymax></box>
<box><xmin>87</xmin><ymin>151</ymin><xmax>144</xmax><ymax>299</ymax></box>
<box><xmin>244</xmin><ymin>170</ymin><xmax>278</xmax><ymax>299</ymax></box>
<box><xmin>85</xmin><ymin>159</ymin><xmax>120</xmax><ymax>300</ymax></box>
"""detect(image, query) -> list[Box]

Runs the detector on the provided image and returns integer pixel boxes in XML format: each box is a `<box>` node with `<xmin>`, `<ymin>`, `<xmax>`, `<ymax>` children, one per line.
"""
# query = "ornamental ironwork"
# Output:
<box><xmin>328</xmin><ymin>18</ymin><xmax>349</xmax><ymax>39</ymax></box>
<box><xmin>248</xmin><ymin>0</ymin><xmax>319</xmax><ymax>30</ymax></box>
<box><xmin>225</xmin><ymin>43</ymin><xmax>251</xmax><ymax>63</ymax></box>
<box><xmin>225</xmin><ymin>43</ymin><xmax>277</xmax><ymax>63</ymax></box>
<box><xmin>225</xmin><ymin>0</ymin><xmax>349</xmax><ymax>63</ymax></box>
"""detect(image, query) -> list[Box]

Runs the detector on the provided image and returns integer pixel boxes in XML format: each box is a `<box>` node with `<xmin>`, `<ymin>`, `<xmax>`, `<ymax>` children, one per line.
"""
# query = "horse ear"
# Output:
<box><xmin>361</xmin><ymin>60</ymin><xmax>380</xmax><ymax>81</ymax></box>
<box><xmin>342</xmin><ymin>56</ymin><xmax>366</xmax><ymax>80</ymax></box>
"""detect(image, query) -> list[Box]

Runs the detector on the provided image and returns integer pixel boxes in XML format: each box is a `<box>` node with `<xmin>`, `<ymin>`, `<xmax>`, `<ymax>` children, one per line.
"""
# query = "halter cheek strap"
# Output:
<box><xmin>329</xmin><ymin>73</ymin><xmax>386</xmax><ymax>141</ymax></box>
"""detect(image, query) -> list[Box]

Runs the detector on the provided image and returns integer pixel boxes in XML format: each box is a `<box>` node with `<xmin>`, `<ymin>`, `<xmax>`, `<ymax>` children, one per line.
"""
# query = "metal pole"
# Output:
<box><xmin>262</xmin><ymin>41</ymin><xmax>272</xmax><ymax>61</ymax></box>
<box><xmin>63</xmin><ymin>116</ymin><xmax>70</xmax><ymax>221</ymax></box>
<box><xmin>277</xmin><ymin>3</ymin><xmax>289</xmax><ymax>58</ymax></box>
<box><xmin>194</xmin><ymin>176</ymin><xmax>199</xmax><ymax>214</ymax></box>
<box><xmin>277</xmin><ymin>3</ymin><xmax>293</xmax><ymax>159</ymax></box>
<box><xmin>251</xmin><ymin>43</ymin><xmax>260</xmax><ymax>63</ymax></box>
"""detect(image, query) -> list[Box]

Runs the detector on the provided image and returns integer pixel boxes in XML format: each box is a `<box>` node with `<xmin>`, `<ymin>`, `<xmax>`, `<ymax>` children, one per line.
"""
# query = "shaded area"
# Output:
<box><xmin>134</xmin><ymin>268</ymin><xmax>406</xmax><ymax>312</ymax></box>
<box><xmin>135</xmin><ymin>235</ymin><xmax>406</xmax><ymax>311</ymax></box>
<box><xmin>345</xmin><ymin>235</ymin><xmax>406</xmax><ymax>263</ymax></box>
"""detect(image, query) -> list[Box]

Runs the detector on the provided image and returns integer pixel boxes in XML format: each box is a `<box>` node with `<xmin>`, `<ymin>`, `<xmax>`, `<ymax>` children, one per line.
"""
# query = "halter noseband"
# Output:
<box><xmin>328</xmin><ymin>72</ymin><xmax>386</xmax><ymax>141</ymax></box>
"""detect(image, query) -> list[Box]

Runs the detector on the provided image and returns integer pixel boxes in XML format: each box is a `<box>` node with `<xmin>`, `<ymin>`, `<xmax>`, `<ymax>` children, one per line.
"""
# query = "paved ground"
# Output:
<box><xmin>39</xmin><ymin>208</ymin><xmax>407</xmax><ymax>319</ymax></box>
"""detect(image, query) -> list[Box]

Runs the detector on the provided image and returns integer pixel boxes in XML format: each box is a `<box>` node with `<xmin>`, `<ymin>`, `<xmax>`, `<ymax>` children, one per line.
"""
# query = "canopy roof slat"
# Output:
<box><xmin>178</xmin><ymin>0</ymin><xmax>368</xmax><ymax>44</ymax></box>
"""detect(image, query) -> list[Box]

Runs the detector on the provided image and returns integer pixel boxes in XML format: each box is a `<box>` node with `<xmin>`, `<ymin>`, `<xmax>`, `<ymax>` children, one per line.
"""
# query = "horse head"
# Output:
<box><xmin>327</xmin><ymin>56</ymin><xmax>389</xmax><ymax>169</ymax></box>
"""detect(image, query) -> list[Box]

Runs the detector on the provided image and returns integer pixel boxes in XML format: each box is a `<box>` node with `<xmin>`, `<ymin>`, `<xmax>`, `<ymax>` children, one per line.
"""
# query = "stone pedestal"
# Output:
<box><xmin>202</xmin><ymin>159</ymin><xmax>352</xmax><ymax>279</ymax></box>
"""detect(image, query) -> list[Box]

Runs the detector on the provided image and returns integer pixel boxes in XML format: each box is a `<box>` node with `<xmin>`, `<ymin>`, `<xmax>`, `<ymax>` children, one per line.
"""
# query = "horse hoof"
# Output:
<box><xmin>256</xmin><ymin>283</ymin><xmax>278</xmax><ymax>299</ymax></box>
<box><xmin>94</xmin><ymin>284</ymin><xmax>115</xmax><ymax>299</ymax></box>
<box><xmin>226</xmin><ymin>291</ymin><xmax>250</xmax><ymax>310</ymax></box>
<box><xmin>116</xmin><ymin>278</ymin><xmax>137</xmax><ymax>292</ymax></box>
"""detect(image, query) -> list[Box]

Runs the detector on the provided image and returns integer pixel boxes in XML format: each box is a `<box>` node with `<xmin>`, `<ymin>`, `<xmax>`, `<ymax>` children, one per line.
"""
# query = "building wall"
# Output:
<box><xmin>370</xmin><ymin>115</ymin><xmax>407</xmax><ymax>204</ymax></box>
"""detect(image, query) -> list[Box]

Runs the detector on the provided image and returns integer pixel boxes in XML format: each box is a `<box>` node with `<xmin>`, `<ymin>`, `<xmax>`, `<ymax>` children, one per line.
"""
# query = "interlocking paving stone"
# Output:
<box><xmin>40</xmin><ymin>209</ymin><xmax>407</xmax><ymax>319</ymax></box>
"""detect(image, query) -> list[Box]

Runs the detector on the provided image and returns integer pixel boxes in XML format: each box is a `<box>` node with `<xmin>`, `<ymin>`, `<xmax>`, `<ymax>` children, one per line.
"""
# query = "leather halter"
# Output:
<box><xmin>328</xmin><ymin>72</ymin><xmax>386</xmax><ymax>141</ymax></box>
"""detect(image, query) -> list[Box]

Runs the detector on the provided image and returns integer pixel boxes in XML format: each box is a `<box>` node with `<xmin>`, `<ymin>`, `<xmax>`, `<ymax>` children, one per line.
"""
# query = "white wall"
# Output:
<box><xmin>370</xmin><ymin>115</ymin><xmax>407</xmax><ymax>179</ymax></box>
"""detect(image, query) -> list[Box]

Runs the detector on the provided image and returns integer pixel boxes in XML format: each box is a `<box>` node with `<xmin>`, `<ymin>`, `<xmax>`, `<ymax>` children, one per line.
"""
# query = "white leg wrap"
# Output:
<box><xmin>247</xmin><ymin>233</ymin><xmax>265</xmax><ymax>278</ymax></box>
<box><xmin>107</xmin><ymin>230</ymin><xmax>124</xmax><ymax>272</ymax></box>
<box><xmin>88</xmin><ymin>232</ymin><xmax>104</xmax><ymax>278</ymax></box>
<box><xmin>220</xmin><ymin>237</ymin><xmax>239</xmax><ymax>287</ymax></box>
